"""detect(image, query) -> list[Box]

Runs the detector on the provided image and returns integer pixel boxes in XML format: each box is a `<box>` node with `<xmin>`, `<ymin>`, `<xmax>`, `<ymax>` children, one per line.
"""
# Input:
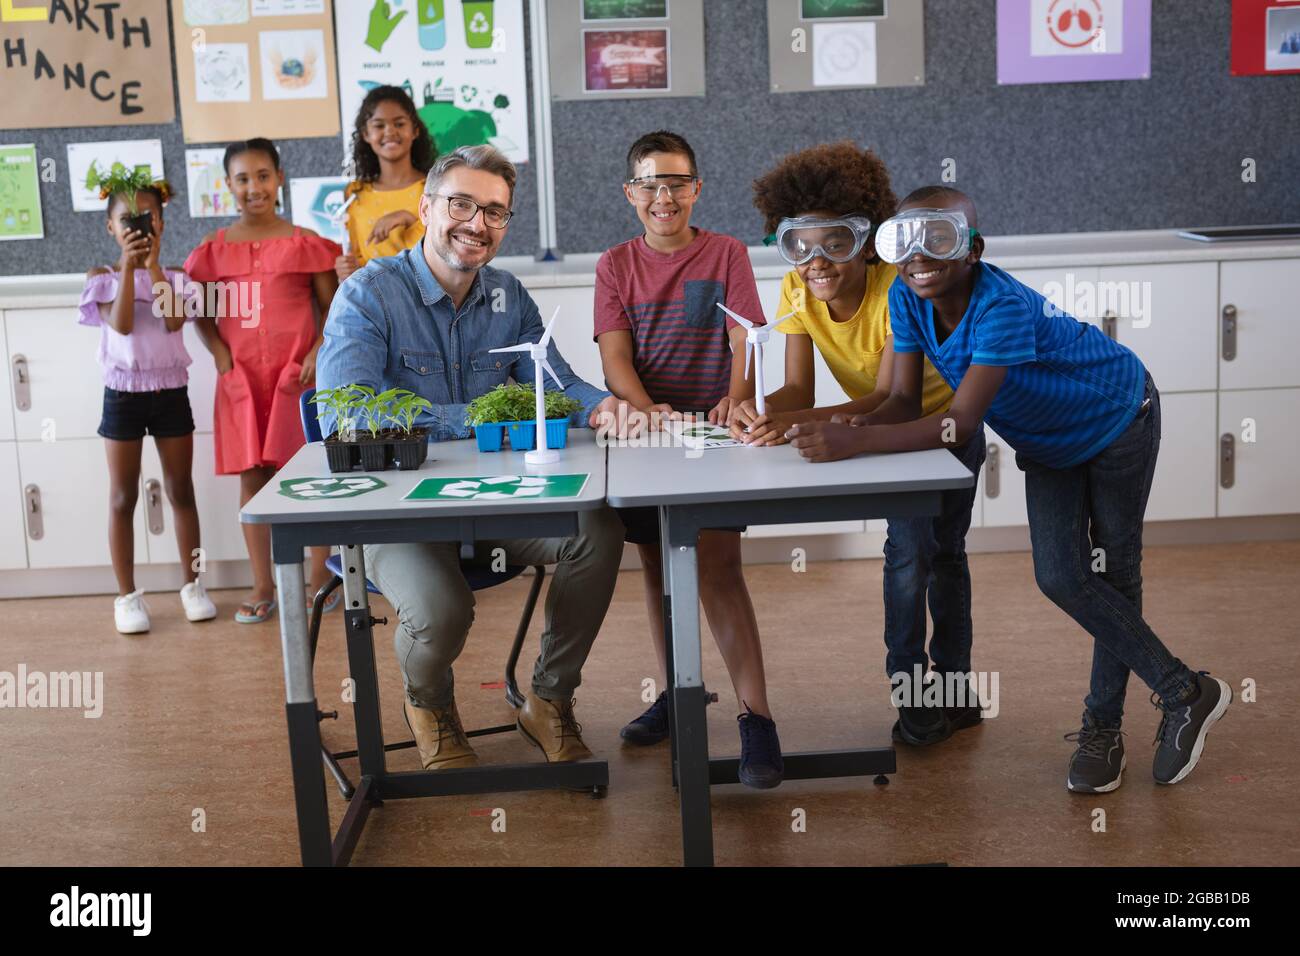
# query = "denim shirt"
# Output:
<box><xmin>316</xmin><ymin>246</ymin><xmax>608</xmax><ymax>441</ymax></box>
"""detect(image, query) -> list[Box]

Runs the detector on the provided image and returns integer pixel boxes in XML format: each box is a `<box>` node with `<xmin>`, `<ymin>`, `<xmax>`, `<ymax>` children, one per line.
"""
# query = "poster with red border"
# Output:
<box><xmin>1231</xmin><ymin>0</ymin><xmax>1300</xmax><ymax>75</ymax></box>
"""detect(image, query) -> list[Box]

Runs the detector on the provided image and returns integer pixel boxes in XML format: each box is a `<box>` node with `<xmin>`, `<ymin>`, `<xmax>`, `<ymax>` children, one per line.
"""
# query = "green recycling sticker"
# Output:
<box><xmin>404</xmin><ymin>473</ymin><xmax>590</xmax><ymax>502</ymax></box>
<box><xmin>278</xmin><ymin>476</ymin><xmax>387</xmax><ymax>500</ymax></box>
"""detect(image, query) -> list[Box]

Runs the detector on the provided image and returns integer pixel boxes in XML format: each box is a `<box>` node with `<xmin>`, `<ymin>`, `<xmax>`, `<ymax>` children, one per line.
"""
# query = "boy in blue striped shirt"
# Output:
<box><xmin>785</xmin><ymin>186</ymin><xmax>1231</xmax><ymax>794</ymax></box>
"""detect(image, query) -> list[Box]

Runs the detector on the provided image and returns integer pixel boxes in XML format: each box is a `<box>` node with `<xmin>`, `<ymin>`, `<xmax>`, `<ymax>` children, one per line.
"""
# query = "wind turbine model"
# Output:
<box><xmin>717</xmin><ymin>304</ymin><xmax>796</xmax><ymax>417</ymax></box>
<box><xmin>490</xmin><ymin>306</ymin><xmax>565</xmax><ymax>465</ymax></box>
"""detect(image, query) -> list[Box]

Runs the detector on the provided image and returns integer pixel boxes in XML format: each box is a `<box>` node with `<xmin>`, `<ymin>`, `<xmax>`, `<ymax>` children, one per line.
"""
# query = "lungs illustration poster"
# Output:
<box><xmin>336</xmin><ymin>0</ymin><xmax>530</xmax><ymax>163</ymax></box>
<box><xmin>997</xmin><ymin>0</ymin><xmax>1151</xmax><ymax>84</ymax></box>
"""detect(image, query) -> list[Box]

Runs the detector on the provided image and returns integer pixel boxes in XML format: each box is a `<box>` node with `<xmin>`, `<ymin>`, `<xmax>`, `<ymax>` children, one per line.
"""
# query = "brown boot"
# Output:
<box><xmin>517</xmin><ymin>695</ymin><xmax>592</xmax><ymax>763</ymax></box>
<box><xmin>403</xmin><ymin>698</ymin><xmax>478</xmax><ymax>769</ymax></box>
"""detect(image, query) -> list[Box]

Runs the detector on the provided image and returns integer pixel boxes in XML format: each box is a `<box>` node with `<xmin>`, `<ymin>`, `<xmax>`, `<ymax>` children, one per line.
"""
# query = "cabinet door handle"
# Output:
<box><xmin>1219</xmin><ymin>433</ymin><xmax>1235</xmax><ymax>489</ymax></box>
<box><xmin>24</xmin><ymin>483</ymin><xmax>43</xmax><ymax>540</ymax></box>
<box><xmin>12</xmin><ymin>354</ymin><xmax>31</xmax><ymax>411</ymax></box>
<box><xmin>1102</xmin><ymin>311</ymin><xmax>1117</xmax><ymax>341</ymax></box>
<box><xmin>145</xmin><ymin>478</ymin><xmax>165</xmax><ymax>535</ymax></box>
<box><xmin>1221</xmin><ymin>305</ymin><xmax>1237</xmax><ymax>361</ymax></box>
<box><xmin>984</xmin><ymin>443</ymin><xmax>1000</xmax><ymax>499</ymax></box>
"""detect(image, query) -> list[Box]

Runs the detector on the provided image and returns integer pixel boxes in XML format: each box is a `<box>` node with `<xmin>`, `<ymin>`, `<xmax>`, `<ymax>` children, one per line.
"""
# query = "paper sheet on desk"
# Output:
<box><xmin>403</xmin><ymin>474</ymin><xmax>590</xmax><ymax>502</ymax></box>
<box><xmin>668</xmin><ymin>420</ymin><xmax>742</xmax><ymax>450</ymax></box>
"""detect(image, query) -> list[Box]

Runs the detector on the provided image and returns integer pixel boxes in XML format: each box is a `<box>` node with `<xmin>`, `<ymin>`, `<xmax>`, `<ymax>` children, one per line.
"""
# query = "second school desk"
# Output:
<box><xmin>240</xmin><ymin>431</ymin><xmax>610</xmax><ymax>867</ymax></box>
<box><xmin>606</xmin><ymin>440</ymin><xmax>975</xmax><ymax>867</ymax></box>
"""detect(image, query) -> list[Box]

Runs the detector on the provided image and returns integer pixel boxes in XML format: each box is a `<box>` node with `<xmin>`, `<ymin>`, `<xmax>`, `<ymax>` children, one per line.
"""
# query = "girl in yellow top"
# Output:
<box><xmin>335</xmin><ymin>86</ymin><xmax>437</xmax><ymax>282</ymax></box>
<box><xmin>735</xmin><ymin>142</ymin><xmax>988</xmax><ymax>749</ymax></box>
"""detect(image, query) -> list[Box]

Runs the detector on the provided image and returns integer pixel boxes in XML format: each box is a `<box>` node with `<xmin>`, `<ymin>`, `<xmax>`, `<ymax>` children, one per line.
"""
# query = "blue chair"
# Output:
<box><xmin>300</xmin><ymin>389</ymin><xmax>545</xmax><ymax>798</ymax></box>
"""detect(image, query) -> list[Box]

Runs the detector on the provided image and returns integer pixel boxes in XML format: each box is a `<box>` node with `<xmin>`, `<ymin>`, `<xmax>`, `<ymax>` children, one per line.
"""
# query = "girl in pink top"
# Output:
<box><xmin>186</xmin><ymin>138</ymin><xmax>341</xmax><ymax>625</ymax></box>
<box><xmin>81</xmin><ymin>182</ymin><xmax>217</xmax><ymax>635</ymax></box>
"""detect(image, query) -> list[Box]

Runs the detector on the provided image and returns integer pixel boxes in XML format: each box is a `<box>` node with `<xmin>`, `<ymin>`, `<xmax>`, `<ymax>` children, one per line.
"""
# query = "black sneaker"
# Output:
<box><xmin>737</xmin><ymin>704</ymin><xmax>784</xmax><ymax>789</ymax></box>
<box><xmin>892</xmin><ymin>702</ymin><xmax>952</xmax><ymax>746</ymax></box>
<box><xmin>620</xmin><ymin>691</ymin><xmax>670</xmax><ymax>745</ymax></box>
<box><xmin>1153</xmin><ymin>672</ymin><xmax>1231</xmax><ymax>785</ymax></box>
<box><xmin>942</xmin><ymin>673</ymin><xmax>985</xmax><ymax>733</ymax></box>
<box><xmin>1065</xmin><ymin>712</ymin><xmax>1126</xmax><ymax>793</ymax></box>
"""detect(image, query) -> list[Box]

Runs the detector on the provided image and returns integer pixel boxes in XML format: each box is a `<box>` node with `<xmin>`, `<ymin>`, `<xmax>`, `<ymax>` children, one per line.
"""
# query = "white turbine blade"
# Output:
<box><xmin>538</xmin><ymin>306</ymin><xmax>561</xmax><ymax>348</ymax></box>
<box><xmin>744</xmin><ymin>340</ymin><xmax>753</xmax><ymax>380</ymax></box>
<box><xmin>490</xmin><ymin>343</ymin><xmax>533</xmax><ymax>354</ymax></box>
<box><xmin>717</xmin><ymin>303</ymin><xmax>754</xmax><ymax>329</ymax></box>
<box><xmin>770</xmin><ymin>309</ymin><xmax>797</xmax><ymax>329</ymax></box>
<box><xmin>540</xmin><ymin>359</ymin><xmax>564</xmax><ymax>390</ymax></box>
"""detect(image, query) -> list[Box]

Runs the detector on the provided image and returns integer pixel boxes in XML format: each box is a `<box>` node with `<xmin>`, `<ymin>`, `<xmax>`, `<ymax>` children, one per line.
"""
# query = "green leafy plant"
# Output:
<box><xmin>387</xmin><ymin>390</ymin><xmax>433</xmax><ymax>434</ymax></box>
<box><xmin>465</xmin><ymin>384</ymin><xmax>580</xmax><ymax>426</ymax></box>
<box><xmin>84</xmin><ymin>160</ymin><xmax>172</xmax><ymax>214</ymax></box>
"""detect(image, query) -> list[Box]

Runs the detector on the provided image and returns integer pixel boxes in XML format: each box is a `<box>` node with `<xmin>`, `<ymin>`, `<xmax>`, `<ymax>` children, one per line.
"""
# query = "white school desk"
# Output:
<box><xmin>606</xmin><ymin>441</ymin><xmax>975</xmax><ymax>867</ymax></box>
<box><xmin>240</xmin><ymin>431</ymin><xmax>610</xmax><ymax>867</ymax></box>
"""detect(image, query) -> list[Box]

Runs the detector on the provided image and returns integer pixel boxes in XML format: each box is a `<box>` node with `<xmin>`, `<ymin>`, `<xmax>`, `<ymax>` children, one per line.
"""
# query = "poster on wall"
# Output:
<box><xmin>583</xmin><ymin>29</ymin><xmax>670</xmax><ymax>92</ymax></box>
<box><xmin>997</xmin><ymin>0</ymin><xmax>1151</xmax><ymax>84</ymax></box>
<box><xmin>1231</xmin><ymin>0</ymin><xmax>1300</xmax><ymax>76</ymax></box>
<box><xmin>66</xmin><ymin>140</ymin><xmax>166</xmax><ymax>214</ymax></box>
<box><xmin>581</xmin><ymin>0</ymin><xmax>668</xmax><ymax>20</ymax></box>
<box><xmin>0</xmin><ymin>0</ymin><xmax>175</xmax><ymax>130</ymax></box>
<box><xmin>288</xmin><ymin>176</ymin><xmax>351</xmax><ymax>244</ymax></box>
<box><xmin>0</xmin><ymin>145</ymin><xmax>45</xmax><ymax>241</ymax></box>
<box><xmin>171</xmin><ymin>0</ymin><xmax>341</xmax><ymax>142</ymax></box>
<box><xmin>336</xmin><ymin>0</ymin><xmax>530</xmax><ymax>163</ymax></box>
<box><xmin>766</xmin><ymin>0</ymin><xmax>921</xmax><ymax>93</ymax></box>
<box><xmin>185</xmin><ymin>148</ymin><xmax>237</xmax><ymax>218</ymax></box>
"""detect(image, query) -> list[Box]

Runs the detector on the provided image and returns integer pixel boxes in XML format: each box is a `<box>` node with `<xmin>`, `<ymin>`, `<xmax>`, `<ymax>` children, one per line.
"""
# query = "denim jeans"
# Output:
<box><xmin>882</xmin><ymin>430</ymin><xmax>986</xmax><ymax>680</ymax></box>
<box><xmin>1019</xmin><ymin>373</ymin><xmax>1197</xmax><ymax>726</ymax></box>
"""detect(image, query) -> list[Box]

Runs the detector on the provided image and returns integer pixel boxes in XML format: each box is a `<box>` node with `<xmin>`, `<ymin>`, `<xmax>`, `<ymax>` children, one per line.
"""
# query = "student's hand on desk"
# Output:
<box><xmin>590</xmin><ymin>396</ymin><xmax>650</xmax><ymax>439</ymax></box>
<box><xmin>368</xmin><ymin>210</ymin><xmax>417</xmax><ymax>244</ymax></box>
<box><xmin>730</xmin><ymin>401</ymin><xmax>794</xmax><ymax>446</ymax></box>
<box><xmin>646</xmin><ymin>403</ymin><xmax>680</xmax><ymax>431</ymax></box>
<box><xmin>707</xmin><ymin>396</ymin><xmax>737</xmax><ymax>424</ymax></box>
<box><xmin>787</xmin><ymin>421</ymin><xmax>866</xmax><ymax>462</ymax></box>
<box><xmin>831</xmin><ymin>413</ymin><xmax>871</xmax><ymax>427</ymax></box>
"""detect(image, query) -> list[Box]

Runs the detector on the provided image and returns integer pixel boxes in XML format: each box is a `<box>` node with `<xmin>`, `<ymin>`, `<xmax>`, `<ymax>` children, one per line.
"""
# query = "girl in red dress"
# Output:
<box><xmin>187</xmin><ymin>138</ymin><xmax>341</xmax><ymax>624</ymax></box>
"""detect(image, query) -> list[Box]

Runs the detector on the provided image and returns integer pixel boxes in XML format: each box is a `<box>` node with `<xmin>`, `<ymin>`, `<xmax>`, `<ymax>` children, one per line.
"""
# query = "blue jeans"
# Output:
<box><xmin>1019</xmin><ymin>374</ymin><xmax>1197</xmax><ymax>726</ymax></box>
<box><xmin>882</xmin><ymin>431</ymin><xmax>985</xmax><ymax>680</ymax></box>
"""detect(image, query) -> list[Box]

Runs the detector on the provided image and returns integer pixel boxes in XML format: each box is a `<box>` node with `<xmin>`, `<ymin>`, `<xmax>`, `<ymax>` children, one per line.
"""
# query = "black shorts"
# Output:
<box><xmin>617</xmin><ymin>506</ymin><xmax>746</xmax><ymax>545</ymax></box>
<box><xmin>98</xmin><ymin>386</ymin><xmax>195</xmax><ymax>442</ymax></box>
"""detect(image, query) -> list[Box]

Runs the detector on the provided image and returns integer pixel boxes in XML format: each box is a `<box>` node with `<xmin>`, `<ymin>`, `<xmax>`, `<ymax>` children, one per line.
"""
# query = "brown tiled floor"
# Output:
<box><xmin>1</xmin><ymin>541</ymin><xmax>1296</xmax><ymax>866</ymax></box>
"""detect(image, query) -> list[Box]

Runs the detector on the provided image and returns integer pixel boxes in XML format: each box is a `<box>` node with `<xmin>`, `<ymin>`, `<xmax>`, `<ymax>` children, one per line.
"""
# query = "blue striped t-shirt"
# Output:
<box><xmin>889</xmin><ymin>262</ymin><xmax>1146</xmax><ymax>470</ymax></box>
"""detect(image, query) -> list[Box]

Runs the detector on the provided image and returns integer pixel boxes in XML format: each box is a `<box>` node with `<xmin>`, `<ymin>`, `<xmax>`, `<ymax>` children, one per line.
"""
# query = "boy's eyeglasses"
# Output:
<box><xmin>431</xmin><ymin>193</ymin><xmax>512</xmax><ymax>229</ymax></box>
<box><xmin>625</xmin><ymin>176</ymin><xmax>699</xmax><ymax>202</ymax></box>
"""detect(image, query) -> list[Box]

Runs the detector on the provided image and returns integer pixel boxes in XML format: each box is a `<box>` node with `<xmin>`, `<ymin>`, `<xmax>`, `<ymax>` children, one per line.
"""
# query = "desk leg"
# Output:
<box><xmin>274</xmin><ymin>553</ymin><xmax>332</xmax><ymax>867</ymax></box>
<box><xmin>664</xmin><ymin>512</ymin><xmax>713</xmax><ymax>867</ymax></box>
<box><xmin>658</xmin><ymin>508</ymin><xmax>678</xmax><ymax>779</ymax></box>
<box><xmin>338</xmin><ymin>544</ymin><xmax>386</xmax><ymax>780</ymax></box>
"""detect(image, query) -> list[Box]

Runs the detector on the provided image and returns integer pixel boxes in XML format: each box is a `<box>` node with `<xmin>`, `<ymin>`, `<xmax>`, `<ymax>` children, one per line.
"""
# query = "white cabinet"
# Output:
<box><xmin>979</xmin><ymin>425</ymin><xmax>1029</xmax><ymax>527</ymax></box>
<box><xmin>1007</xmin><ymin>266</ymin><xmax>1100</xmax><ymax>322</ymax></box>
<box><xmin>1096</xmin><ymin>263</ymin><xmax>1218</xmax><ymax>393</ymax></box>
<box><xmin>528</xmin><ymin>285</ymin><xmax>602</xmax><ymax>389</ymax></box>
<box><xmin>138</xmin><ymin>435</ymin><xmax>247</xmax><ymax>566</ymax></box>
<box><xmin>0</xmin><ymin>319</ymin><xmax>14</xmax><ymax>441</ymax></box>
<box><xmin>1219</xmin><ymin>261</ymin><xmax>1300</xmax><ymax>391</ymax></box>
<box><xmin>1217</xmin><ymin>389</ymin><xmax>1300</xmax><ymax>517</ymax></box>
<box><xmin>5</xmin><ymin>307</ymin><xmax>104</xmax><ymax>440</ymax></box>
<box><xmin>18</xmin><ymin>437</ymin><xmax>147</xmax><ymax>569</ymax></box>
<box><xmin>0</xmin><ymin>443</ymin><xmax>26</xmax><ymax>569</ymax></box>
<box><xmin>1147</xmin><ymin>391</ymin><xmax>1216</xmax><ymax>522</ymax></box>
<box><xmin>183</xmin><ymin>323</ymin><xmax>217</xmax><ymax>434</ymax></box>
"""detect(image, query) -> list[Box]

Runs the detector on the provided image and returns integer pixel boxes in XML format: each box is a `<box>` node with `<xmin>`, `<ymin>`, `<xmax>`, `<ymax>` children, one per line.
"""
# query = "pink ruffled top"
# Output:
<box><xmin>79</xmin><ymin>268</ymin><xmax>198</xmax><ymax>392</ymax></box>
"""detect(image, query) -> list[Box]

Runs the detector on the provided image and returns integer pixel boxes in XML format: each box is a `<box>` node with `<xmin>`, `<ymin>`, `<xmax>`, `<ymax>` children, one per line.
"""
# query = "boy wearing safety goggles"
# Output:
<box><xmin>593</xmin><ymin>130</ymin><xmax>784</xmax><ymax>789</ymax></box>
<box><xmin>742</xmin><ymin>143</ymin><xmax>986</xmax><ymax>748</ymax></box>
<box><xmin>789</xmin><ymin>186</ymin><xmax>1231</xmax><ymax>793</ymax></box>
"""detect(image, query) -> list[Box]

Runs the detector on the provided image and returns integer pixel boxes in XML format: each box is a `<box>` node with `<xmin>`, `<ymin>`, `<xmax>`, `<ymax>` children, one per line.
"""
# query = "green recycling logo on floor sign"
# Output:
<box><xmin>278</xmin><ymin>476</ymin><xmax>387</xmax><ymax>500</ymax></box>
<box><xmin>404</xmin><ymin>473</ymin><xmax>590</xmax><ymax>502</ymax></box>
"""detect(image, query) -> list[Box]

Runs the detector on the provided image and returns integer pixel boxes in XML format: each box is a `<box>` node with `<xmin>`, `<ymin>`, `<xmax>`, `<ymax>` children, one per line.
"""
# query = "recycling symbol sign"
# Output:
<box><xmin>468</xmin><ymin>11</ymin><xmax>490</xmax><ymax>34</ymax></box>
<box><xmin>278</xmin><ymin>476</ymin><xmax>387</xmax><ymax>500</ymax></box>
<box><xmin>405</xmin><ymin>473</ymin><xmax>590</xmax><ymax>502</ymax></box>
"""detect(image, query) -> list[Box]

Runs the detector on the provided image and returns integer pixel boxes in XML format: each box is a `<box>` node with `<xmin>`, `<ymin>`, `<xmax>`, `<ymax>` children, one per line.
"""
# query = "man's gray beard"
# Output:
<box><xmin>435</xmin><ymin>233</ymin><xmax>489</xmax><ymax>272</ymax></box>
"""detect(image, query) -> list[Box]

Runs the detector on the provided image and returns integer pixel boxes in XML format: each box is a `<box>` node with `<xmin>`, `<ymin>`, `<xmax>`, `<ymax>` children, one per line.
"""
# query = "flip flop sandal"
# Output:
<box><xmin>307</xmin><ymin>589</ymin><xmax>342</xmax><ymax>614</ymax></box>
<box><xmin>235</xmin><ymin>599</ymin><xmax>277</xmax><ymax>624</ymax></box>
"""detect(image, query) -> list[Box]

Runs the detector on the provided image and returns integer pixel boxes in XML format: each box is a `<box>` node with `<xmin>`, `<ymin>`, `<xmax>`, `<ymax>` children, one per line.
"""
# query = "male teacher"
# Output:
<box><xmin>317</xmin><ymin>145</ymin><xmax>638</xmax><ymax>770</ymax></box>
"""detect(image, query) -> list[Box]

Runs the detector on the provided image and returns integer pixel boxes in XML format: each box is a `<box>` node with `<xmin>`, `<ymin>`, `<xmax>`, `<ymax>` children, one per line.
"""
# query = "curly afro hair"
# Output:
<box><xmin>751</xmin><ymin>141</ymin><xmax>897</xmax><ymax>235</ymax></box>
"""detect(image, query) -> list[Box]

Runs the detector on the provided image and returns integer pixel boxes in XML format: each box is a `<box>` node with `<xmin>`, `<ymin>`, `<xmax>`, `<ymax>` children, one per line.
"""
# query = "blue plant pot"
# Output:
<box><xmin>506</xmin><ymin>420</ymin><xmax>536</xmax><ymax>451</ymax></box>
<box><xmin>545</xmin><ymin>418</ymin><xmax>571</xmax><ymax>449</ymax></box>
<box><xmin>474</xmin><ymin>422</ymin><xmax>506</xmax><ymax>452</ymax></box>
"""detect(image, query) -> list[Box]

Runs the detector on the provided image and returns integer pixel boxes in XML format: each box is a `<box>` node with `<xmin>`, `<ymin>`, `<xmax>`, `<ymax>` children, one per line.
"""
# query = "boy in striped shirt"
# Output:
<box><xmin>786</xmin><ymin>186</ymin><xmax>1231</xmax><ymax>794</ymax></box>
<box><xmin>594</xmin><ymin>130</ymin><xmax>783</xmax><ymax>789</ymax></box>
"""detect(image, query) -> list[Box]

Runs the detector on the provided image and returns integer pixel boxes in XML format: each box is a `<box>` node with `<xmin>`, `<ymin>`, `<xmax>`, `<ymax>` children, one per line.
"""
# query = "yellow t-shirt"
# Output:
<box><xmin>777</xmin><ymin>261</ymin><xmax>953</xmax><ymax>417</ymax></box>
<box><xmin>345</xmin><ymin>180</ymin><xmax>426</xmax><ymax>264</ymax></box>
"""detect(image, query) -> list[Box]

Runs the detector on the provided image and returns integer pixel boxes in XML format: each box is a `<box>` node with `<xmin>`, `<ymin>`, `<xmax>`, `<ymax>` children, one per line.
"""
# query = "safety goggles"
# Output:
<box><xmin>625</xmin><ymin>175</ymin><xmax>699</xmax><ymax>203</ymax></box>
<box><xmin>771</xmin><ymin>215</ymin><xmax>873</xmax><ymax>266</ymax></box>
<box><xmin>874</xmin><ymin>208</ymin><xmax>980</xmax><ymax>264</ymax></box>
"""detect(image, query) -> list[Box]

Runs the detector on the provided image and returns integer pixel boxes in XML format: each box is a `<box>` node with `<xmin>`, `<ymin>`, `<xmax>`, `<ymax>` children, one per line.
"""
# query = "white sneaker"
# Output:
<box><xmin>114</xmin><ymin>590</ymin><xmax>151</xmax><ymax>634</ymax></box>
<box><xmin>180</xmin><ymin>579</ymin><xmax>217</xmax><ymax>622</ymax></box>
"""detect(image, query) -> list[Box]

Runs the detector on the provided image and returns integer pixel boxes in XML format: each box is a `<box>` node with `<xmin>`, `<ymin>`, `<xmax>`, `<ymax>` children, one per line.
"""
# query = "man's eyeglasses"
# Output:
<box><xmin>625</xmin><ymin>176</ymin><xmax>699</xmax><ymax>202</ymax></box>
<box><xmin>431</xmin><ymin>193</ymin><xmax>513</xmax><ymax>229</ymax></box>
